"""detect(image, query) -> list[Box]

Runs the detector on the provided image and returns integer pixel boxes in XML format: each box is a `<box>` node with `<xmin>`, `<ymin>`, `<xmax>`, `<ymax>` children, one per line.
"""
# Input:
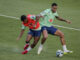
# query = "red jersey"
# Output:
<box><xmin>22</xmin><ymin>14</ymin><xmax>40</xmax><ymax>29</ymax></box>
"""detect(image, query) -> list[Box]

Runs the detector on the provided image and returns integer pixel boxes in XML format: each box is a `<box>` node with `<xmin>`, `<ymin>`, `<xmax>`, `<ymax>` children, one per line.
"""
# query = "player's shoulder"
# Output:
<box><xmin>27</xmin><ymin>14</ymin><xmax>36</xmax><ymax>20</ymax></box>
<box><xmin>44</xmin><ymin>8</ymin><xmax>51</xmax><ymax>12</ymax></box>
<box><xmin>55</xmin><ymin>11</ymin><xmax>58</xmax><ymax>13</ymax></box>
<box><xmin>54</xmin><ymin>11</ymin><xmax>58</xmax><ymax>14</ymax></box>
<box><xmin>55</xmin><ymin>11</ymin><xmax>58</xmax><ymax>14</ymax></box>
<box><xmin>28</xmin><ymin>14</ymin><xmax>35</xmax><ymax>17</ymax></box>
<box><xmin>54</xmin><ymin>11</ymin><xmax>59</xmax><ymax>16</ymax></box>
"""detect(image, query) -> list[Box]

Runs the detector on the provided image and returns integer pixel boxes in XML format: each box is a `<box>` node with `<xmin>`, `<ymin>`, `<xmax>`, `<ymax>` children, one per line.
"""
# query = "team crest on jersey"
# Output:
<box><xmin>32</xmin><ymin>16</ymin><xmax>35</xmax><ymax>18</ymax></box>
<box><xmin>49</xmin><ymin>19</ymin><xmax>53</xmax><ymax>22</ymax></box>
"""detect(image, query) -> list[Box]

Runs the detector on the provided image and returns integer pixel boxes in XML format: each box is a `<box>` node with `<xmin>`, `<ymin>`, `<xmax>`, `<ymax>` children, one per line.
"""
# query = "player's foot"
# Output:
<box><xmin>64</xmin><ymin>50</ymin><xmax>73</xmax><ymax>54</ymax></box>
<box><xmin>22</xmin><ymin>50</ymin><xmax>28</xmax><ymax>54</ymax></box>
<box><xmin>24</xmin><ymin>44</ymin><xmax>29</xmax><ymax>50</ymax></box>
<box><xmin>37</xmin><ymin>45</ymin><xmax>43</xmax><ymax>55</ymax></box>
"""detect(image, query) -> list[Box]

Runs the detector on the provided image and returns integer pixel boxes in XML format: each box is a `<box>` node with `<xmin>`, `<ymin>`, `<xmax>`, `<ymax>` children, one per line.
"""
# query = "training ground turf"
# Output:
<box><xmin>0</xmin><ymin>0</ymin><xmax>80</xmax><ymax>60</ymax></box>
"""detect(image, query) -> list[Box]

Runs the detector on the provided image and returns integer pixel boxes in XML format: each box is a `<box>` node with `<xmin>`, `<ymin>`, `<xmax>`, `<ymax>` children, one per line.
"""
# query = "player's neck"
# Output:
<box><xmin>52</xmin><ymin>10</ymin><xmax>56</xmax><ymax>13</ymax></box>
<box><xmin>51</xmin><ymin>9</ymin><xmax>56</xmax><ymax>13</ymax></box>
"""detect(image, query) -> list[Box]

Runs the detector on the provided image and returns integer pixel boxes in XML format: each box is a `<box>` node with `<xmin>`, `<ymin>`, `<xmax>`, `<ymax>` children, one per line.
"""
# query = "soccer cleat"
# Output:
<box><xmin>64</xmin><ymin>50</ymin><xmax>73</xmax><ymax>54</ymax></box>
<box><xmin>37</xmin><ymin>46</ymin><xmax>43</xmax><ymax>55</ymax></box>
<box><xmin>22</xmin><ymin>50</ymin><xmax>28</xmax><ymax>54</ymax></box>
<box><xmin>24</xmin><ymin>44</ymin><xmax>29</xmax><ymax>50</ymax></box>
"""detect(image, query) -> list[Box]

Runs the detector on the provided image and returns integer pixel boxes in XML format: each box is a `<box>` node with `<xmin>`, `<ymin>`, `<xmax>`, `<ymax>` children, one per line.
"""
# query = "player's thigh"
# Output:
<box><xmin>54</xmin><ymin>30</ymin><xmax>64</xmax><ymax>37</ymax></box>
<box><xmin>34</xmin><ymin>30</ymin><xmax>41</xmax><ymax>37</ymax></box>
<box><xmin>26</xmin><ymin>29</ymin><xmax>34</xmax><ymax>41</ymax></box>
<box><xmin>47</xmin><ymin>26</ymin><xmax>57</xmax><ymax>35</ymax></box>
<box><xmin>42</xmin><ymin>30</ymin><xmax>48</xmax><ymax>38</ymax></box>
<box><xmin>26</xmin><ymin>34</ymin><xmax>33</xmax><ymax>41</ymax></box>
<box><xmin>33</xmin><ymin>37</ymin><xmax>40</xmax><ymax>44</ymax></box>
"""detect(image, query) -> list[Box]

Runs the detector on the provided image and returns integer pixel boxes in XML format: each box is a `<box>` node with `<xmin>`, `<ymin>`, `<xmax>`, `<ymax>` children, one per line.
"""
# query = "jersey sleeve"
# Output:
<box><xmin>21</xmin><ymin>24</ymin><xmax>26</xmax><ymax>29</ymax></box>
<box><xmin>40</xmin><ymin>9</ymin><xmax>49</xmax><ymax>16</ymax></box>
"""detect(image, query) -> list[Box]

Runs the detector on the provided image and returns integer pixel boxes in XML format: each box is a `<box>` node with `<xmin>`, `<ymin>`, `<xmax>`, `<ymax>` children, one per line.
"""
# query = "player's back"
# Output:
<box><xmin>22</xmin><ymin>14</ymin><xmax>40</xmax><ymax>30</ymax></box>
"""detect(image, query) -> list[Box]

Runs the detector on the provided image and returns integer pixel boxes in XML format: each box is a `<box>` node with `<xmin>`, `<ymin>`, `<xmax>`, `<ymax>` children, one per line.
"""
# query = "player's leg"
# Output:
<box><xmin>54</xmin><ymin>30</ymin><xmax>65</xmax><ymax>45</ymax></box>
<box><xmin>31</xmin><ymin>30</ymin><xmax>41</xmax><ymax>48</ymax></box>
<box><xmin>38</xmin><ymin>27</ymin><xmax>48</xmax><ymax>54</ymax></box>
<box><xmin>22</xmin><ymin>37</ymin><xmax>40</xmax><ymax>54</ymax></box>
<box><xmin>24</xmin><ymin>30</ymin><xmax>33</xmax><ymax>50</ymax></box>
<box><xmin>41</xmin><ymin>30</ymin><xmax>48</xmax><ymax>44</ymax></box>
<box><xmin>22</xmin><ymin>30</ymin><xmax>41</xmax><ymax>54</ymax></box>
<box><xmin>22</xmin><ymin>34</ymin><xmax>32</xmax><ymax>54</ymax></box>
<box><xmin>24</xmin><ymin>34</ymin><xmax>32</xmax><ymax>50</ymax></box>
<box><xmin>31</xmin><ymin>37</ymin><xmax>40</xmax><ymax>48</ymax></box>
<box><xmin>54</xmin><ymin>30</ymin><xmax>73</xmax><ymax>54</ymax></box>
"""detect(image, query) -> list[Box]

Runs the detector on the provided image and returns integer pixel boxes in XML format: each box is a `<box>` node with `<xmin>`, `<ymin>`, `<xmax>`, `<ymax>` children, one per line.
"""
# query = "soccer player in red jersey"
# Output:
<box><xmin>17</xmin><ymin>14</ymin><xmax>42</xmax><ymax>54</ymax></box>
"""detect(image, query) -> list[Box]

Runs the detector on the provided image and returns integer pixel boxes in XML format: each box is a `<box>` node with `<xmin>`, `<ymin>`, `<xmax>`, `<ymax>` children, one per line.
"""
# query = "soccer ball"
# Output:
<box><xmin>56</xmin><ymin>50</ymin><xmax>63</xmax><ymax>57</ymax></box>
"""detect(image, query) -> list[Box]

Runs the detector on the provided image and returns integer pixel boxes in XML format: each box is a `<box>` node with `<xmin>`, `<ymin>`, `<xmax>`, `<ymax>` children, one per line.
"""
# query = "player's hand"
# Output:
<box><xmin>66</xmin><ymin>20</ymin><xmax>71</xmax><ymax>24</ymax></box>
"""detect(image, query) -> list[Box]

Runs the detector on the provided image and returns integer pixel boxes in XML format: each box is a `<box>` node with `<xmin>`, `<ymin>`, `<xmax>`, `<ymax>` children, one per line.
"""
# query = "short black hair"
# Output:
<box><xmin>51</xmin><ymin>3</ymin><xmax>58</xmax><ymax>6</ymax></box>
<box><xmin>21</xmin><ymin>15</ymin><xmax>26</xmax><ymax>21</ymax></box>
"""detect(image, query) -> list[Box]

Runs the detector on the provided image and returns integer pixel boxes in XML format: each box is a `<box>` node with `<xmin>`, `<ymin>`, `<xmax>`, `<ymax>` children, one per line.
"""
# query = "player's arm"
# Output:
<box><xmin>33</xmin><ymin>15</ymin><xmax>44</xmax><ymax>28</ymax></box>
<box><xmin>35</xmin><ymin>15</ymin><xmax>44</xmax><ymax>22</ymax></box>
<box><xmin>33</xmin><ymin>16</ymin><xmax>39</xmax><ymax>28</ymax></box>
<box><xmin>55</xmin><ymin>16</ymin><xmax>71</xmax><ymax>24</ymax></box>
<box><xmin>36</xmin><ymin>15</ymin><xmax>44</xmax><ymax>21</ymax></box>
<box><xmin>30</xmin><ymin>15</ymin><xmax>43</xmax><ymax>28</ymax></box>
<box><xmin>17</xmin><ymin>25</ymin><xmax>26</xmax><ymax>40</ymax></box>
<box><xmin>36</xmin><ymin>9</ymin><xmax>48</xmax><ymax>21</ymax></box>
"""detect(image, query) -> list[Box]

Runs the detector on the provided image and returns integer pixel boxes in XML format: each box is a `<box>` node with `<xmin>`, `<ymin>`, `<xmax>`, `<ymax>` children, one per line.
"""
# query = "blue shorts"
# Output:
<box><xmin>41</xmin><ymin>26</ymin><xmax>58</xmax><ymax>35</ymax></box>
<box><xmin>28</xmin><ymin>29</ymin><xmax>41</xmax><ymax>37</ymax></box>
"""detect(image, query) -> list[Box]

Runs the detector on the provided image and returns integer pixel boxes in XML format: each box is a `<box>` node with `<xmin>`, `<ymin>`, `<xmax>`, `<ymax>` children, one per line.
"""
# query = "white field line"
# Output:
<box><xmin>0</xmin><ymin>14</ymin><xmax>19</xmax><ymax>20</ymax></box>
<box><xmin>0</xmin><ymin>14</ymin><xmax>80</xmax><ymax>31</ymax></box>
<box><xmin>53</xmin><ymin>24</ymin><xmax>80</xmax><ymax>31</ymax></box>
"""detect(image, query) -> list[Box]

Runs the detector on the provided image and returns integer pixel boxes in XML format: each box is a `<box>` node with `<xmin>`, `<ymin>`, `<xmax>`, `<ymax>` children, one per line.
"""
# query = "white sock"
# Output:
<box><xmin>63</xmin><ymin>45</ymin><xmax>68</xmax><ymax>52</ymax></box>
<box><xmin>26</xmin><ymin>46</ymin><xmax>32</xmax><ymax>51</ymax></box>
<box><xmin>39</xmin><ymin>44</ymin><xmax>43</xmax><ymax>48</ymax></box>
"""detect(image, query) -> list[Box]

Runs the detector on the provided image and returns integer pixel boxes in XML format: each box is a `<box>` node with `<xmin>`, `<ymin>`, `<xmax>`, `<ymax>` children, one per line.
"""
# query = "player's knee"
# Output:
<box><xmin>43</xmin><ymin>35</ymin><xmax>48</xmax><ymax>39</ymax></box>
<box><xmin>60</xmin><ymin>33</ymin><xmax>64</xmax><ymax>38</ymax></box>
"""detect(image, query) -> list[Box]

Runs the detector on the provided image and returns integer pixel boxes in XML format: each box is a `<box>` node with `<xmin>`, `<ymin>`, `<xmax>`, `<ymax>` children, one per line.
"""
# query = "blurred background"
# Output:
<box><xmin>0</xmin><ymin>0</ymin><xmax>80</xmax><ymax>60</ymax></box>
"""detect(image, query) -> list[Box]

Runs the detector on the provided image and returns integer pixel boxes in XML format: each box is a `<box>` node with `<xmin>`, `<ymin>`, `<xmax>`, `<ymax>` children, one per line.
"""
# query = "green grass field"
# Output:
<box><xmin>0</xmin><ymin>0</ymin><xmax>80</xmax><ymax>60</ymax></box>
